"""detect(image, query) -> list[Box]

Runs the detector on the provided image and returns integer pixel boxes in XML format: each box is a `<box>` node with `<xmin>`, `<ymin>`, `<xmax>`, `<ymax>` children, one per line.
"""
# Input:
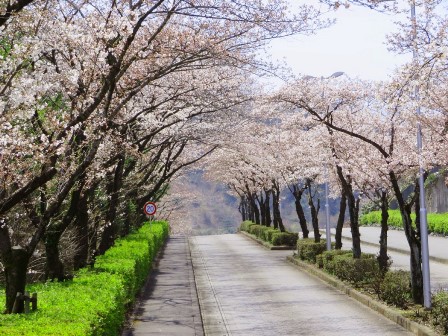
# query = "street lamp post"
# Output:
<box><xmin>324</xmin><ymin>164</ymin><xmax>332</xmax><ymax>250</ymax></box>
<box><xmin>303</xmin><ymin>71</ymin><xmax>344</xmax><ymax>251</ymax></box>
<box><xmin>322</xmin><ymin>71</ymin><xmax>344</xmax><ymax>251</ymax></box>
<box><xmin>411</xmin><ymin>1</ymin><xmax>431</xmax><ymax>309</ymax></box>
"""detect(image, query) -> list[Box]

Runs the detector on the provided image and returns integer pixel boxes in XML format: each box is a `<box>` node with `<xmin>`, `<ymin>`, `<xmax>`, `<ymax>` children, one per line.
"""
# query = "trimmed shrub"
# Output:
<box><xmin>297</xmin><ymin>239</ymin><xmax>329</xmax><ymax>263</ymax></box>
<box><xmin>432</xmin><ymin>290</ymin><xmax>448</xmax><ymax>334</ymax></box>
<box><xmin>321</xmin><ymin>249</ymin><xmax>352</xmax><ymax>274</ymax></box>
<box><xmin>0</xmin><ymin>221</ymin><xmax>169</xmax><ymax>336</ymax></box>
<box><xmin>360</xmin><ymin>210</ymin><xmax>403</xmax><ymax>228</ymax></box>
<box><xmin>316</xmin><ymin>254</ymin><xmax>324</xmax><ymax>268</ymax></box>
<box><xmin>258</xmin><ymin>226</ymin><xmax>272</xmax><ymax>241</ymax></box>
<box><xmin>379</xmin><ymin>270</ymin><xmax>411</xmax><ymax>308</ymax></box>
<box><xmin>427</xmin><ymin>213</ymin><xmax>448</xmax><ymax>235</ymax></box>
<box><xmin>262</xmin><ymin>228</ymin><xmax>278</xmax><ymax>242</ymax></box>
<box><xmin>360</xmin><ymin>209</ymin><xmax>448</xmax><ymax>235</ymax></box>
<box><xmin>248</xmin><ymin>224</ymin><xmax>265</xmax><ymax>238</ymax></box>
<box><xmin>271</xmin><ymin>232</ymin><xmax>298</xmax><ymax>246</ymax></box>
<box><xmin>240</xmin><ymin>221</ymin><xmax>256</xmax><ymax>232</ymax></box>
<box><xmin>241</xmin><ymin>223</ymin><xmax>297</xmax><ymax>246</ymax></box>
<box><xmin>333</xmin><ymin>253</ymin><xmax>379</xmax><ymax>286</ymax></box>
<box><xmin>0</xmin><ymin>271</ymin><xmax>127</xmax><ymax>336</ymax></box>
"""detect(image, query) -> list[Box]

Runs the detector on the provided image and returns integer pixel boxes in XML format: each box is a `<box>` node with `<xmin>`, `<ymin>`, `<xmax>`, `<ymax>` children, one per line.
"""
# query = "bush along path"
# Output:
<box><xmin>361</xmin><ymin>210</ymin><xmax>448</xmax><ymax>236</ymax></box>
<box><xmin>0</xmin><ymin>221</ymin><xmax>169</xmax><ymax>336</ymax></box>
<box><xmin>239</xmin><ymin>220</ymin><xmax>298</xmax><ymax>249</ymax></box>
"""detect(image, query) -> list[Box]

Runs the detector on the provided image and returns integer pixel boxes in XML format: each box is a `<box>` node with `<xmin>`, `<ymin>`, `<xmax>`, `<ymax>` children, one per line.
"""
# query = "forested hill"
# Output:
<box><xmin>167</xmin><ymin>171</ymin><xmax>241</xmax><ymax>235</ymax></box>
<box><xmin>167</xmin><ymin>170</ymin><xmax>343</xmax><ymax>235</ymax></box>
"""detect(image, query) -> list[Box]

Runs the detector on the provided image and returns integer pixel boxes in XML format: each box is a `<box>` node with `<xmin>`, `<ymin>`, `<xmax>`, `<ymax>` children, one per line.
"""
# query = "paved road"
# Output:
<box><xmin>190</xmin><ymin>234</ymin><xmax>412</xmax><ymax>336</ymax></box>
<box><xmin>122</xmin><ymin>236</ymin><xmax>203</xmax><ymax>336</ymax></box>
<box><xmin>335</xmin><ymin>227</ymin><xmax>448</xmax><ymax>290</ymax></box>
<box><xmin>338</xmin><ymin>227</ymin><xmax>448</xmax><ymax>263</ymax></box>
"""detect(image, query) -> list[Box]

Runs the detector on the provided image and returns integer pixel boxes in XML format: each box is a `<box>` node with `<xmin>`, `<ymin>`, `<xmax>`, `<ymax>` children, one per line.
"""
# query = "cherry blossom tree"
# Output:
<box><xmin>1</xmin><ymin>0</ymin><xmax>331</xmax><ymax>313</ymax></box>
<box><xmin>274</xmin><ymin>72</ymin><xmax>443</xmax><ymax>304</ymax></box>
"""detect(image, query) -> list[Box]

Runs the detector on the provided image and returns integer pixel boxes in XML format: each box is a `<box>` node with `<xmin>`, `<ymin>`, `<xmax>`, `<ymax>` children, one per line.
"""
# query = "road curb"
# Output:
<box><xmin>238</xmin><ymin>231</ymin><xmax>296</xmax><ymax>250</ymax></box>
<box><xmin>286</xmin><ymin>256</ymin><xmax>439</xmax><ymax>336</ymax></box>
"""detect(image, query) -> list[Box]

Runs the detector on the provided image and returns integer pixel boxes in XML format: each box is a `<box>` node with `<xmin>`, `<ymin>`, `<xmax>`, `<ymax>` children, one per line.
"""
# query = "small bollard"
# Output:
<box><xmin>31</xmin><ymin>293</ymin><xmax>37</xmax><ymax>311</ymax></box>
<box><xmin>24</xmin><ymin>292</ymin><xmax>30</xmax><ymax>314</ymax></box>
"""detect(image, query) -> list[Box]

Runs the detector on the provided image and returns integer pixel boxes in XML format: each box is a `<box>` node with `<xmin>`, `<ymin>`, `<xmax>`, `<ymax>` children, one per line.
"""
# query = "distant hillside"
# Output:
<box><xmin>165</xmin><ymin>171</ymin><xmax>241</xmax><ymax>235</ymax></box>
<box><xmin>165</xmin><ymin>170</ymin><xmax>343</xmax><ymax>235</ymax></box>
<box><xmin>165</xmin><ymin>171</ymin><xmax>448</xmax><ymax>236</ymax></box>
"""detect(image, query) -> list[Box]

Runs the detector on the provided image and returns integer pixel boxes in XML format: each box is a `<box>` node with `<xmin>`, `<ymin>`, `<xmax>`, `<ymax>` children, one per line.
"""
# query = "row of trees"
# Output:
<box><xmin>0</xmin><ymin>0</ymin><xmax>328</xmax><ymax>313</ymax></box>
<box><xmin>204</xmin><ymin>0</ymin><xmax>448</xmax><ymax>306</ymax></box>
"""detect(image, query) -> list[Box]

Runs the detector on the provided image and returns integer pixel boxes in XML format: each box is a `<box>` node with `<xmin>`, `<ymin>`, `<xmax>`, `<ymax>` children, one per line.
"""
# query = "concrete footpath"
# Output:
<box><xmin>122</xmin><ymin>236</ymin><xmax>204</xmax><ymax>336</ymax></box>
<box><xmin>190</xmin><ymin>234</ymin><xmax>412</xmax><ymax>336</ymax></box>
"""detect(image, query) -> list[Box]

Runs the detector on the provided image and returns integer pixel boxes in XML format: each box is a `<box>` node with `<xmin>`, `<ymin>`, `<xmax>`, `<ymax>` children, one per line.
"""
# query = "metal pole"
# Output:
<box><xmin>322</xmin><ymin>72</ymin><xmax>344</xmax><ymax>251</ymax></box>
<box><xmin>411</xmin><ymin>1</ymin><xmax>431</xmax><ymax>309</ymax></box>
<box><xmin>325</xmin><ymin>164</ymin><xmax>331</xmax><ymax>250</ymax></box>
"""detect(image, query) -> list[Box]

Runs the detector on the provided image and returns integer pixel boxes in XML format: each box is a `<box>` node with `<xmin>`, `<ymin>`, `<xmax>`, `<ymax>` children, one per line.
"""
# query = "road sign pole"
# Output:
<box><xmin>143</xmin><ymin>201</ymin><xmax>157</xmax><ymax>217</ymax></box>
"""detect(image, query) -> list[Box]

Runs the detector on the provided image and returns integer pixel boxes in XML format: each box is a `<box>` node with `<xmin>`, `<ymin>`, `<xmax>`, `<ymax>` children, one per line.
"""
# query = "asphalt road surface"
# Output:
<box><xmin>190</xmin><ymin>234</ymin><xmax>413</xmax><ymax>336</ymax></box>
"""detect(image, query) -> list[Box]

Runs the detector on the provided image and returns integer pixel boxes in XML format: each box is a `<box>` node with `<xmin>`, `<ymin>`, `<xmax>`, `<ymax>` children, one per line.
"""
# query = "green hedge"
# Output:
<box><xmin>271</xmin><ymin>232</ymin><xmax>298</xmax><ymax>246</ymax></box>
<box><xmin>0</xmin><ymin>221</ymin><xmax>169</xmax><ymax>336</ymax></box>
<box><xmin>263</xmin><ymin>228</ymin><xmax>278</xmax><ymax>242</ymax></box>
<box><xmin>360</xmin><ymin>210</ymin><xmax>404</xmax><ymax>228</ymax></box>
<box><xmin>332</xmin><ymin>253</ymin><xmax>379</xmax><ymax>286</ymax></box>
<box><xmin>248</xmin><ymin>224</ymin><xmax>266</xmax><ymax>238</ymax></box>
<box><xmin>297</xmin><ymin>239</ymin><xmax>333</xmax><ymax>263</ymax></box>
<box><xmin>321</xmin><ymin>249</ymin><xmax>352</xmax><ymax>274</ymax></box>
<box><xmin>360</xmin><ymin>209</ymin><xmax>448</xmax><ymax>235</ymax></box>
<box><xmin>379</xmin><ymin>270</ymin><xmax>411</xmax><ymax>309</ymax></box>
<box><xmin>239</xmin><ymin>222</ymin><xmax>297</xmax><ymax>247</ymax></box>
<box><xmin>432</xmin><ymin>290</ymin><xmax>448</xmax><ymax>334</ymax></box>
<box><xmin>240</xmin><ymin>221</ymin><xmax>256</xmax><ymax>232</ymax></box>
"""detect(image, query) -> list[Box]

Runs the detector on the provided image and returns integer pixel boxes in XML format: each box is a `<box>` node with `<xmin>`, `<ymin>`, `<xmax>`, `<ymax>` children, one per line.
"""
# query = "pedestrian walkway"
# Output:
<box><xmin>122</xmin><ymin>236</ymin><xmax>204</xmax><ymax>336</ymax></box>
<box><xmin>190</xmin><ymin>234</ymin><xmax>412</xmax><ymax>336</ymax></box>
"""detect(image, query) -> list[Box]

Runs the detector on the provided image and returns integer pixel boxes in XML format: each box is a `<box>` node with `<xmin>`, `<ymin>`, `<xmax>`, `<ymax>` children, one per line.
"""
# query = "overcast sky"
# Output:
<box><xmin>268</xmin><ymin>3</ymin><xmax>411</xmax><ymax>82</ymax></box>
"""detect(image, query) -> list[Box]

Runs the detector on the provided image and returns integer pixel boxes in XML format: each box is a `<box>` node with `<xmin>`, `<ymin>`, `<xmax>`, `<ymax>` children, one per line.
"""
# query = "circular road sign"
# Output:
<box><xmin>143</xmin><ymin>201</ymin><xmax>157</xmax><ymax>216</ymax></box>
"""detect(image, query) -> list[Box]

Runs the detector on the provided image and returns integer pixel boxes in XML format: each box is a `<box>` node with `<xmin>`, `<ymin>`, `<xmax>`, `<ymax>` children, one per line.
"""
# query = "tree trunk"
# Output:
<box><xmin>264</xmin><ymin>189</ymin><xmax>272</xmax><ymax>227</ymax></box>
<box><xmin>389</xmin><ymin>171</ymin><xmax>423</xmax><ymax>304</ymax></box>
<box><xmin>347</xmin><ymin>191</ymin><xmax>362</xmax><ymax>258</ymax></box>
<box><xmin>45</xmin><ymin>181</ymin><xmax>85</xmax><ymax>280</ymax></box>
<box><xmin>73</xmin><ymin>191</ymin><xmax>90</xmax><ymax>270</ymax></box>
<box><xmin>239</xmin><ymin>196</ymin><xmax>246</xmax><ymax>221</ymax></box>
<box><xmin>272</xmin><ymin>180</ymin><xmax>285</xmax><ymax>232</ymax></box>
<box><xmin>258</xmin><ymin>191</ymin><xmax>266</xmax><ymax>226</ymax></box>
<box><xmin>412</xmin><ymin>180</ymin><xmax>424</xmax><ymax>303</ymax></box>
<box><xmin>248</xmin><ymin>198</ymin><xmax>255</xmax><ymax>223</ymax></box>
<box><xmin>122</xmin><ymin>189</ymin><xmax>139</xmax><ymax>236</ymax></box>
<box><xmin>272</xmin><ymin>185</ymin><xmax>279</xmax><ymax>229</ymax></box>
<box><xmin>305</xmin><ymin>179</ymin><xmax>321</xmax><ymax>242</ymax></box>
<box><xmin>335</xmin><ymin>190</ymin><xmax>347</xmax><ymax>249</ymax></box>
<box><xmin>251</xmin><ymin>193</ymin><xmax>261</xmax><ymax>225</ymax></box>
<box><xmin>293</xmin><ymin>185</ymin><xmax>308</xmax><ymax>238</ymax></box>
<box><xmin>377</xmin><ymin>190</ymin><xmax>389</xmax><ymax>272</ymax></box>
<box><xmin>44</xmin><ymin>229</ymin><xmax>65</xmax><ymax>281</ymax></box>
<box><xmin>243</xmin><ymin>196</ymin><xmax>249</xmax><ymax>222</ymax></box>
<box><xmin>97</xmin><ymin>157</ymin><xmax>124</xmax><ymax>255</ymax></box>
<box><xmin>335</xmin><ymin>166</ymin><xmax>361</xmax><ymax>258</ymax></box>
<box><xmin>4</xmin><ymin>247</ymin><xmax>30</xmax><ymax>313</ymax></box>
<box><xmin>409</xmin><ymin>238</ymin><xmax>423</xmax><ymax>304</ymax></box>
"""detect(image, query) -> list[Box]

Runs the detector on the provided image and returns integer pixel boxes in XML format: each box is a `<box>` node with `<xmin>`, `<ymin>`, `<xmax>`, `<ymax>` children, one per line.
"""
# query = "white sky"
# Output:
<box><xmin>268</xmin><ymin>3</ymin><xmax>412</xmax><ymax>81</ymax></box>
